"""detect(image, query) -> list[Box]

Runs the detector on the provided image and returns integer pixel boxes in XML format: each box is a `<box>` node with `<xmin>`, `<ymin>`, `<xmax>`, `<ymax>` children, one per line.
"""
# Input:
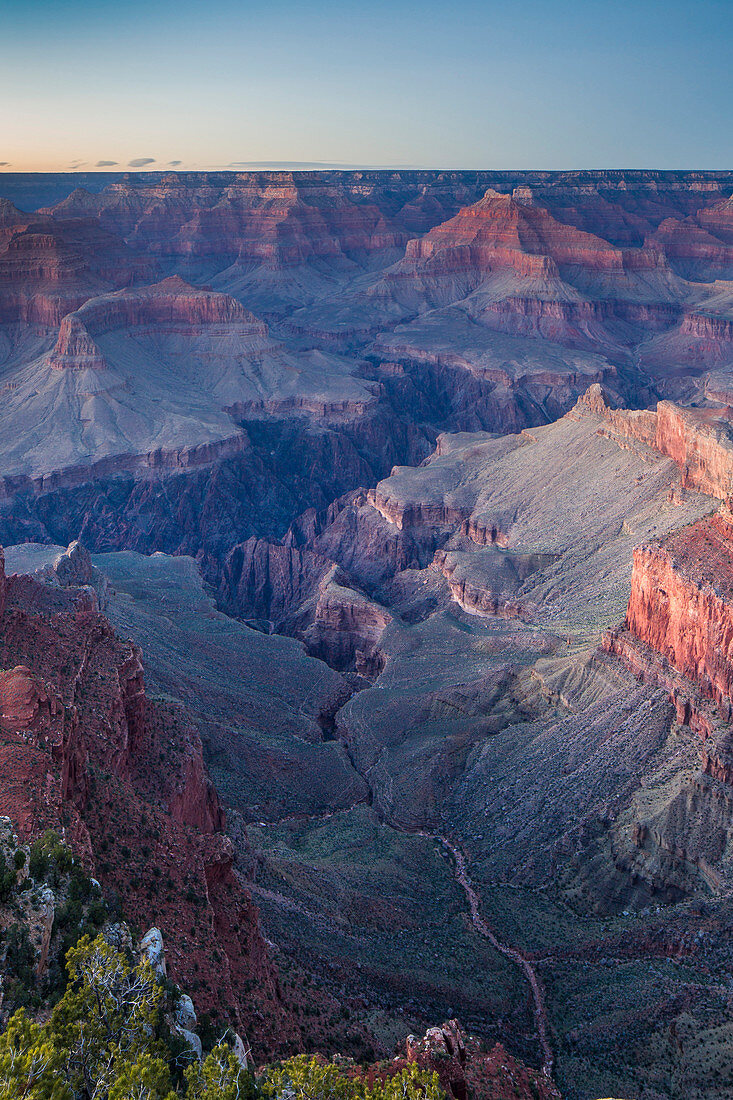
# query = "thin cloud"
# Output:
<box><xmin>128</xmin><ymin>157</ymin><xmax>156</xmax><ymax>168</ymax></box>
<box><xmin>168</xmin><ymin>160</ymin><xmax>182</xmax><ymax>166</ymax></box>
<box><xmin>96</xmin><ymin>159</ymin><xmax>118</xmax><ymax>167</ymax></box>
<box><xmin>0</xmin><ymin>162</ymin><xmax>10</xmax><ymax>167</ymax></box>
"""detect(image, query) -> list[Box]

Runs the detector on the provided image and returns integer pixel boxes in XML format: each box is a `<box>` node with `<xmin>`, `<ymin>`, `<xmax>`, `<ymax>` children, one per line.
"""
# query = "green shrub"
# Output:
<box><xmin>29</xmin><ymin>831</ymin><xmax>73</xmax><ymax>886</ymax></box>
<box><xmin>260</xmin><ymin>1055</ymin><xmax>444</xmax><ymax>1100</ymax></box>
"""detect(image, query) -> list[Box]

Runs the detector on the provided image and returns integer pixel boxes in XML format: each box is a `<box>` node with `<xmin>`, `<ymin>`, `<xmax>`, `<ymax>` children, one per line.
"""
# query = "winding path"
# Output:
<box><xmin>256</xmin><ymin>734</ymin><xmax>555</xmax><ymax>1080</ymax></box>
<box><xmin>418</xmin><ymin>830</ymin><xmax>555</xmax><ymax>1079</ymax></box>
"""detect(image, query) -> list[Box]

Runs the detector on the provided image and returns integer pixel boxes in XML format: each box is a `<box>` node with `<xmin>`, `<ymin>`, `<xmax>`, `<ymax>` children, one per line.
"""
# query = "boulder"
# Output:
<box><xmin>140</xmin><ymin>926</ymin><xmax>167</xmax><ymax>978</ymax></box>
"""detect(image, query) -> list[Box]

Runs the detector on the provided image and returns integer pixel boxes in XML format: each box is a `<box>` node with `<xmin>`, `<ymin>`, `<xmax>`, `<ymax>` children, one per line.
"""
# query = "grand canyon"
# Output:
<box><xmin>4</xmin><ymin>166</ymin><xmax>733</xmax><ymax>1100</ymax></box>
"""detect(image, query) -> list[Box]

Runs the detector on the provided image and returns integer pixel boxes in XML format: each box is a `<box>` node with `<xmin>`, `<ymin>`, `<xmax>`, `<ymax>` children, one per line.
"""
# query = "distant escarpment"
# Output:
<box><xmin>44</xmin><ymin>169</ymin><xmax>733</xmax><ymax>253</ymax></box>
<box><xmin>0</xmin><ymin>218</ymin><xmax>155</xmax><ymax>325</ymax></box>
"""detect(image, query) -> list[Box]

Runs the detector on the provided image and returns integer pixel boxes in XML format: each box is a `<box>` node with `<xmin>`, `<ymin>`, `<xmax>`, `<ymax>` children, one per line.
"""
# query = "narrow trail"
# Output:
<box><xmin>417</xmin><ymin>830</ymin><xmax>555</xmax><ymax>1080</ymax></box>
<box><xmin>252</xmin><ymin>727</ymin><xmax>555</xmax><ymax>1080</ymax></box>
<box><xmin>339</xmin><ymin>736</ymin><xmax>556</xmax><ymax>1078</ymax></box>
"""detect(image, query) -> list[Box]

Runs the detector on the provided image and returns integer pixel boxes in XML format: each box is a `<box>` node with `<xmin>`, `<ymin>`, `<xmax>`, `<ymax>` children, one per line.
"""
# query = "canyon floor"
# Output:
<box><xmin>5</xmin><ymin>170</ymin><xmax>733</xmax><ymax>1100</ymax></box>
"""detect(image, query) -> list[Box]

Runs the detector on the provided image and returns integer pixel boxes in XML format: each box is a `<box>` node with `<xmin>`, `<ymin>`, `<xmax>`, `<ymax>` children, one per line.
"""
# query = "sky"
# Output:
<box><xmin>1</xmin><ymin>0</ymin><xmax>732</xmax><ymax>171</ymax></box>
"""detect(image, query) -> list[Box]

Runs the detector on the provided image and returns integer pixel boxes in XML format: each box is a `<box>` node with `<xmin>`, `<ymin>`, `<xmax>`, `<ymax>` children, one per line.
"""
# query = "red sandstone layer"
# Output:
<box><xmin>624</xmin><ymin>526</ymin><xmax>733</xmax><ymax>714</ymax></box>
<box><xmin>604</xmin><ymin>506</ymin><xmax>733</xmax><ymax>787</ymax></box>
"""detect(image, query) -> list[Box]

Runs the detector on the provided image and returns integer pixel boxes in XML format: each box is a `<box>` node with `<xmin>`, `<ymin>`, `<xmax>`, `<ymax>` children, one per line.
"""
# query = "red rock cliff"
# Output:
<box><xmin>654</xmin><ymin>401</ymin><xmax>733</xmax><ymax>499</ymax></box>
<box><xmin>0</xmin><ymin>552</ymin><xmax>300</xmax><ymax>1055</ymax></box>
<box><xmin>623</xmin><ymin>515</ymin><xmax>733</xmax><ymax>721</ymax></box>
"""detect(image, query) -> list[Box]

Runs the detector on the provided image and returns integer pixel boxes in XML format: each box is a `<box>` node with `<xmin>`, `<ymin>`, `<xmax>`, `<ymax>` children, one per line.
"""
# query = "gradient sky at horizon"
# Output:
<box><xmin>1</xmin><ymin>0</ymin><xmax>732</xmax><ymax>171</ymax></box>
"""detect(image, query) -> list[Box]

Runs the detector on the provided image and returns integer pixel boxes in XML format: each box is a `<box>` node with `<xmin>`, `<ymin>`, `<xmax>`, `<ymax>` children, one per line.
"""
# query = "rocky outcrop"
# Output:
<box><xmin>218</xmin><ymin>537</ymin><xmax>332</xmax><ymax>630</ymax></box>
<box><xmin>220</xmin><ymin>530</ymin><xmax>394</xmax><ymax>673</ymax></box>
<box><xmin>398</xmin><ymin>1020</ymin><xmax>560</xmax><ymax>1100</ymax></box>
<box><xmin>22</xmin><ymin>540</ymin><xmax>109</xmax><ymax>612</ymax></box>
<box><xmin>48</xmin><ymin>313</ymin><xmax>108</xmax><ymax>370</ymax></box>
<box><xmin>48</xmin><ymin>276</ymin><xmax>266</xmax><ymax>372</ymax></box>
<box><xmin>0</xmin><ymin>665</ymin><xmax>63</xmax><ymax>734</ymax></box>
<box><xmin>118</xmin><ymin>644</ymin><xmax>146</xmax><ymax>755</ymax></box>
<box><xmin>368</xmin><ymin>487</ymin><xmax>470</xmax><ymax>534</ymax></box>
<box><xmin>303</xmin><ymin>568</ymin><xmax>392</xmax><ymax>673</ymax></box>
<box><xmin>139</xmin><ymin>926</ymin><xmax>167</xmax><ymax>977</ymax></box>
<box><xmin>434</xmin><ymin>546</ymin><xmax>553</xmax><ymax>620</ymax></box>
<box><xmin>651</xmin><ymin>217</ymin><xmax>733</xmax><ymax>281</ymax></box>
<box><xmin>601</xmin><ymin>510</ymin><xmax>733</xmax><ymax>905</ymax></box>
<box><xmin>603</xmin><ymin>626</ymin><xmax>724</xmax><ymax>742</ymax></box>
<box><xmin>305</xmin><ymin>495</ymin><xmax>424</xmax><ymax>588</ymax></box>
<box><xmin>654</xmin><ymin>401</ymin><xmax>733</xmax><ymax>499</ymax></box>
<box><xmin>52</xmin><ymin>539</ymin><xmax>94</xmax><ymax>586</ymax></box>
<box><xmin>572</xmin><ymin>383</ymin><xmax>658</xmax><ymax>450</ymax></box>
<box><xmin>57</xmin><ymin>275</ymin><xmax>266</xmax><ymax>340</ymax></box>
<box><xmin>696</xmin><ymin>193</ymin><xmax>733</xmax><ymax>244</ymax></box>
<box><xmin>678</xmin><ymin>310</ymin><xmax>733</xmax><ymax>349</ymax></box>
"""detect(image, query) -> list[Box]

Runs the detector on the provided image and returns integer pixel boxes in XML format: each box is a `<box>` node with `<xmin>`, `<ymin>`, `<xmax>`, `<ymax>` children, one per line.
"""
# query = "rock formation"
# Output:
<box><xmin>605</xmin><ymin>506</ymin><xmax>733</xmax><ymax>742</ymax></box>
<box><xmin>0</xmin><ymin>217</ymin><xmax>155</xmax><ymax>324</ymax></box>
<box><xmin>580</xmin><ymin>383</ymin><xmax>733</xmax><ymax>500</ymax></box>
<box><xmin>400</xmin><ymin>1021</ymin><xmax>560</xmax><ymax>1100</ymax></box>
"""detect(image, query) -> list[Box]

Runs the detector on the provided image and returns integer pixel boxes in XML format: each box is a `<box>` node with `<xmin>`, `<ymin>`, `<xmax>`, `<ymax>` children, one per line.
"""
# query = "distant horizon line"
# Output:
<box><xmin>1</xmin><ymin>166</ymin><xmax>733</xmax><ymax>175</ymax></box>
